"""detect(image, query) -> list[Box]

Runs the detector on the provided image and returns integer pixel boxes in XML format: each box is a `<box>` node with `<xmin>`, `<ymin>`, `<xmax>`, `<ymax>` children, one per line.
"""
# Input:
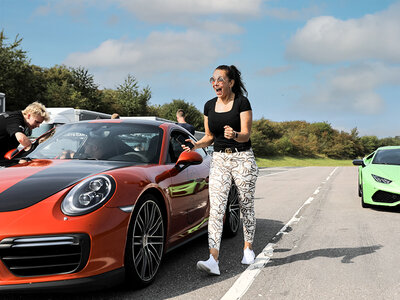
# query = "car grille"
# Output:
<box><xmin>0</xmin><ymin>234</ymin><xmax>90</xmax><ymax>277</ymax></box>
<box><xmin>372</xmin><ymin>191</ymin><xmax>400</xmax><ymax>203</ymax></box>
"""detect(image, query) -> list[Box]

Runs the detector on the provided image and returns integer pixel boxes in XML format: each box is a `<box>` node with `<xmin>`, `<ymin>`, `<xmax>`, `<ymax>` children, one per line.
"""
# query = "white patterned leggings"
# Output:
<box><xmin>208</xmin><ymin>149</ymin><xmax>258</xmax><ymax>251</ymax></box>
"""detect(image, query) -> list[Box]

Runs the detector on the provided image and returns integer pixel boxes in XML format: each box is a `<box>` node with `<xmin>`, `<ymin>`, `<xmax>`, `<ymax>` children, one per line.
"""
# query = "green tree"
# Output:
<box><xmin>116</xmin><ymin>74</ymin><xmax>151</xmax><ymax>116</ymax></box>
<box><xmin>40</xmin><ymin>65</ymin><xmax>82</xmax><ymax>108</ymax></box>
<box><xmin>360</xmin><ymin>136</ymin><xmax>379</xmax><ymax>155</ymax></box>
<box><xmin>70</xmin><ymin>67</ymin><xmax>103</xmax><ymax>111</ymax></box>
<box><xmin>250</xmin><ymin>129</ymin><xmax>276</xmax><ymax>156</ymax></box>
<box><xmin>156</xmin><ymin>99</ymin><xmax>204</xmax><ymax>131</ymax></box>
<box><xmin>0</xmin><ymin>30</ymin><xmax>44</xmax><ymax>110</ymax></box>
<box><xmin>309</xmin><ymin>122</ymin><xmax>334</xmax><ymax>153</ymax></box>
<box><xmin>100</xmin><ymin>89</ymin><xmax>121</xmax><ymax>114</ymax></box>
<box><xmin>251</xmin><ymin>118</ymin><xmax>282</xmax><ymax>157</ymax></box>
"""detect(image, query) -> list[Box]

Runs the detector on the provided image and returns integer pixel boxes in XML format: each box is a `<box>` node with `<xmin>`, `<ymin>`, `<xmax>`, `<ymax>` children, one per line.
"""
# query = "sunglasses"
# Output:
<box><xmin>209</xmin><ymin>76</ymin><xmax>225</xmax><ymax>84</ymax></box>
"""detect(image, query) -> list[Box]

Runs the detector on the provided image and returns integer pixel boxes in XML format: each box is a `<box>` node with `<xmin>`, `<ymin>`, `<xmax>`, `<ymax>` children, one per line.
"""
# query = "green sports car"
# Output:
<box><xmin>353</xmin><ymin>146</ymin><xmax>400</xmax><ymax>208</ymax></box>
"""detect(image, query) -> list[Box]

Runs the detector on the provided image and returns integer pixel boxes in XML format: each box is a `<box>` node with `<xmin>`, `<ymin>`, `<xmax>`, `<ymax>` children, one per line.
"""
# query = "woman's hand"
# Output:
<box><xmin>224</xmin><ymin>125</ymin><xmax>237</xmax><ymax>140</ymax></box>
<box><xmin>181</xmin><ymin>139</ymin><xmax>196</xmax><ymax>152</ymax></box>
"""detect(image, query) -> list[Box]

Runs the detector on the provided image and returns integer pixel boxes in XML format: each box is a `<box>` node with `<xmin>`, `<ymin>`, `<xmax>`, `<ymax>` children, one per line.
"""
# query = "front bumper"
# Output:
<box><xmin>0</xmin><ymin>267</ymin><xmax>124</xmax><ymax>293</ymax></box>
<box><xmin>363</xmin><ymin>179</ymin><xmax>400</xmax><ymax>207</ymax></box>
<box><xmin>0</xmin><ymin>234</ymin><xmax>90</xmax><ymax>277</ymax></box>
<box><xmin>0</xmin><ymin>189</ymin><xmax>131</xmax><ymax>289</ymax></box>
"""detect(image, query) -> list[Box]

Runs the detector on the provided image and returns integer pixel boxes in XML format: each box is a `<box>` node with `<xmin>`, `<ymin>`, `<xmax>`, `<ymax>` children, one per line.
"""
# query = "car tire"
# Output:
<box><xmin>125</xmin><ymin>194</ymin><xmax>165</xmax><ymax>288</ymax></box>
<box><xmin>360</xmin><ymin>184</ymin><xmax>371</xmax><ymax>208</ymax></box>
<box><xmin>223</xmin><ymin>183</ymin><xmax>240</xmax><ymax>238</ymax></box>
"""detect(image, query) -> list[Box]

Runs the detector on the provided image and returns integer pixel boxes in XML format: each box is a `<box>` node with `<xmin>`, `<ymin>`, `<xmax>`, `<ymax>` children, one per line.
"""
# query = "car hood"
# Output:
<box><xmin>368</xmin><ymin>164</ymin><xmax>400</xmax><ymax>181</ymax></box>
<box><xmin>0</xmin><ymin>159</ymin><xmax>131</xmax><ymax>212</ymax></box>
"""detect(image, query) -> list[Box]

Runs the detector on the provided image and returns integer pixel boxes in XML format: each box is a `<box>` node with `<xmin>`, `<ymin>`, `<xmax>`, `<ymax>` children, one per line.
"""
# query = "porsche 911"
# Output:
<box><xmin>0</xmin><ymin>119</ymin><xmax>239</xmax><ymax>292</ymax></box>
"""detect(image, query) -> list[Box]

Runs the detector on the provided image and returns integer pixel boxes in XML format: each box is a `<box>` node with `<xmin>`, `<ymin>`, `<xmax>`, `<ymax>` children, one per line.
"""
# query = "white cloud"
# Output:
<box><xmin>200</xmin><ymin>20</ymin><xmax>244</xmax><ymax>35</ymax></box>
<box><xmin>63</xmin><ymin>30</ymin><xmax>236</xmax><ymax>87</ymax></box>
<box><xmin>116</xmin><ymin>0</ymin><xmax>264</xmax><ymax>34</ymax></box>
<box><xmin>286</xmin><ymin>2</ymin><xmax>400</xmax><ymax>63</ymax></box>
<box><xmin>34</xmin><ymin>0</ymin><xmax>262</xmax><ymax>32</ymax></box>
<box><xmin>299</xmin><ymin>62</ymin><xmax>400</xmax><ymax>114</ymax></box>
<box><xmin>115</xmin><ymin>0</ymin><xmax>262</xmax><ymax>22</ymax></box>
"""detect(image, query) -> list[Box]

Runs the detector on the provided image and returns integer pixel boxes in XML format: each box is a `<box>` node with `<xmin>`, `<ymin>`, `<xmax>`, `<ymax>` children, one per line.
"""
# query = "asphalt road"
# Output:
<box><xmin>5</xmin><ymin>166</ymin><xmax>400</xmax><ymax>300</ymax></box>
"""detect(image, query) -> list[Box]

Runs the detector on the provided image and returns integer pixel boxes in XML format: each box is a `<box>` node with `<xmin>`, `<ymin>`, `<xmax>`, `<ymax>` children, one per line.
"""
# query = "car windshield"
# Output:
<box><xmin>27</xmin><ymin>122</ymin><xmax>163</xmax><ymax>164</ymax></box>
<box><xmin>372</xmin><ymin>149</ymin><xmax>400</xmax><ymax>165</ymax></box>
<box><xmin>30</xmin><ymin>123</ymin><xmax>55</xmax><ymax>139</ymax></box>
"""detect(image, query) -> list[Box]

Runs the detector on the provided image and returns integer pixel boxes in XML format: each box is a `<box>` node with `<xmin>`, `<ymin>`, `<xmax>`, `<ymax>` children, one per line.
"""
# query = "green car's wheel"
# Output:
<box><xmin>360</xmin><ymin>184</ymin><xmax>371</xmax><ymax>208</ymax></box>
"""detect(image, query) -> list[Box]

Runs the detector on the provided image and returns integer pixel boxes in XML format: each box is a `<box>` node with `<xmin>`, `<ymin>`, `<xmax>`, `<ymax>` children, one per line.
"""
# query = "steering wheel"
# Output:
<box><xmin>122</xmin><ymin>152</ymin><xmax>148</xmax><ymax>163</ymax></box>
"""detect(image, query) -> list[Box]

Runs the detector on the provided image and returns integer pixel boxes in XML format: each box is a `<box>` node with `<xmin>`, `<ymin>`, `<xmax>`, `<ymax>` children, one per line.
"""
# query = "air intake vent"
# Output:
<box><xmin>0</xmin><ymin>234</ymin><xmax>90</xmax><ymax>277</ymax></box>
<box><xmin>372</xmin><ymin>190</ymin><xmax>400</xmax><ymax>203</ymax></box>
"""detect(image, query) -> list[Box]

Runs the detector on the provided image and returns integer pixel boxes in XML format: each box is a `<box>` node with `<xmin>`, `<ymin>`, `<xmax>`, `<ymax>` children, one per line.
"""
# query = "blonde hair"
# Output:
<box><xmin>22</xmin><ymin>102</ymin><xmax>50</xmax><ymax>122</ymax></box>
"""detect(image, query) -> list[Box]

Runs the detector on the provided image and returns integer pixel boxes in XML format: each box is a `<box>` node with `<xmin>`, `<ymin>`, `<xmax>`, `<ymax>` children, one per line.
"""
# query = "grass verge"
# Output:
<box><xmin>256</xmin><ymin>156</ymin><xmax>354</xmax><ymax>167</ymax></box>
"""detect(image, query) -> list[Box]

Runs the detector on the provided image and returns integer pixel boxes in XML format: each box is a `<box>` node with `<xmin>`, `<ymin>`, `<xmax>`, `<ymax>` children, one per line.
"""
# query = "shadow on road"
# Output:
<box><xmin>366</xmin><ymin>205</ymin><xmax>400</xmax><ymax>214</ymax></box>
<box><xmin>269</xmin><ymin>244</ymin><xmax>383</xmax><ymax>266</ymax></box>
<box><xmin>2</xmin><ymin>218</ymin><xmax>285</xmax><ymax>300</ymax></box>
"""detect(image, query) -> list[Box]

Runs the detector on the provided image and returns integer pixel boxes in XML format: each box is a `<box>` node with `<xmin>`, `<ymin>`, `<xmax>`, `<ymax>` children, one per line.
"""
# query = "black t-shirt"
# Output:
<box><xmin>177</xmin><ymin>122</ymin><xmax>195</xmax><ymax>135</ymax></box>
<box><xmin>204</xmin><ymin>95</ymin><xmax>252</xmax><ymax>150</ymax></box>
<box><xmin>0</xmin><ymin>111</ymin><xmax>27</xmax><ymax>158</ymax></box>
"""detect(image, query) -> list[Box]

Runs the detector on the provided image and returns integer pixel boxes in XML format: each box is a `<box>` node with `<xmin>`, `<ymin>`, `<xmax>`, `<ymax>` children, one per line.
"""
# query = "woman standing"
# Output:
<box><xmin>185</xmin><ymin>65</ymin><xmax>258</xmax><ymax>275</ymax></box>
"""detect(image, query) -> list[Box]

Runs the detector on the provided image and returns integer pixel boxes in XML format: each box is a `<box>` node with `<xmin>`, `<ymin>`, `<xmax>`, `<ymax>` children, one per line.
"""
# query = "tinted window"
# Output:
<box><xmin>372</xmin><ymin>149</ymin><xmax>400</xmax><ymax>165</ymax></box>
<box><xmin>28</xmin><ymin>123</ymin><xmax>163</xmax><ymax>164</ymax></box>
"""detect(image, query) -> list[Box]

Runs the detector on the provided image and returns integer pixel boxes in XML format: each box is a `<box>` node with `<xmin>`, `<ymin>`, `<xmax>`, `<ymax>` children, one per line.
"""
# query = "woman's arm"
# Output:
<box><xmin>191</xmin><ymin>116</ymin><xmax>214</xmax><ymax>150</ymax></box>
<box><xmin>234</xmin><ymin>110</ymin><xmax>252</xmax><ymax>142</ymax></box>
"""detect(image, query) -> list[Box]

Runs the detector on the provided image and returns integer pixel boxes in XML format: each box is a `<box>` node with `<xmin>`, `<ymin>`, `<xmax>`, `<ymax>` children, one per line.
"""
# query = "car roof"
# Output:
<box><xmin>376</xmin><ymin>146</ymin><xmax>400</xmax><ymax>151</ymax></box>
<box><xmin>80</xmin><ymin>118</ymin><xmax>170</xmax><ymax>126</ymax></box>
<box><xmin>77</xmin><ymin>117</ymin><xmax>193</xmax><ymax>133</ymax></box>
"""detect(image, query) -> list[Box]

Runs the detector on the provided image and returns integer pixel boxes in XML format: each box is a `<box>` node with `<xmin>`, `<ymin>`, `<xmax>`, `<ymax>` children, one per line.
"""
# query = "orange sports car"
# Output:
<box><xmin>0</xmin><ymin>119</ymin><xmax>239</xmax><ymax>292</ymax></box>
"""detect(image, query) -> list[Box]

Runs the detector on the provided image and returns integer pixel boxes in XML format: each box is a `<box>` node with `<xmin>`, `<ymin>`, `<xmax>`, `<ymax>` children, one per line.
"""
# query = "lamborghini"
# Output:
<box><xmin>353</xmin><ymin>146</ymin><xmax>400</xmax><ymax>208</ymax></box>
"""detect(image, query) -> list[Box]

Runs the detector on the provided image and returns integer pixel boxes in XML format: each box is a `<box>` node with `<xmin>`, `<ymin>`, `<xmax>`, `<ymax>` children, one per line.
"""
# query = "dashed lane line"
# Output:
<box><xmin>258</xmin><ymin>167</ymin><xmax>305</xmax><ymax>178</ymax></box>
<box><xmin>221</xmin><ymin>167</ymin><xmax>339</xmax><ymax>300</ymax></box>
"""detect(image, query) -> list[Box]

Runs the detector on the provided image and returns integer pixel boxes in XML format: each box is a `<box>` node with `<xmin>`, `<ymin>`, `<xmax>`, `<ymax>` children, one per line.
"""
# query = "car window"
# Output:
<box><xmin>372</xmin><ymin>149</ymin><xmax>400</xmax><ymax>165</ymax></box>
<box><xmin>117</xmin><ymin>132</ymin><xmax>161</xmax><ymax>163</ymax></box>
<box><xmin>167</xmin><ymin>131</ymin><xmax>188</xmax><ymax>163</ymax></box>
<box><xmin>30</xmin><ymin>123</ymin><xmax>56</xmax><ymax>139</ymax></box>
<box><xmin>167</xmin><ymin>131</ymin><xmax>208</xmax><ymax>164</ymax></box>
<box><xmin>27</xmin><ymin>123</ymin><xmax>163</xmax><ymax>164</ymax></box>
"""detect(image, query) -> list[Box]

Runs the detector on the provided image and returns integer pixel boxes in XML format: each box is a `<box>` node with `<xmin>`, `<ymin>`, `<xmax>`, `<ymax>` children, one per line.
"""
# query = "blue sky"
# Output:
<box><xmin>1</xmin><ymin>0</ymin><xmax>400</xmax><ymax>137</ymax></box>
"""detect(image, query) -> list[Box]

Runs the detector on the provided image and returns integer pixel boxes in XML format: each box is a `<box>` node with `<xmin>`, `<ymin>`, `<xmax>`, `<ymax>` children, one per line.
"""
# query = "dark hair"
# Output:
<box><xmin>215</xmin><ymin>65</ymin><xmax>247</xmax><ymax>97</ymax></box>
<box><xmin>176</xmin><ymin>109</ymin><xmax>185</xmax><ymax>117</ymax></box>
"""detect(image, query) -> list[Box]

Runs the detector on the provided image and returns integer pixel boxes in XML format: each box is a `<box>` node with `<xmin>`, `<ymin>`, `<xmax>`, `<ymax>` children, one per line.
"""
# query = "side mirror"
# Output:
<box><xmin>176</xmin><ymin>151</ymin><xmax>203</xmax><ymax>166</ymax></box>
<box><xmin>4</xmin><ymin>148</ymin><xmax>19</xmax><ymax>160</ymax></box>
<box><xmin>155</xmin><ymin>151</ymin><xmax>203</xmax><ymax>183</ymax></box>
<box><xmin>352</xmin><ymin>159</ymin><xmax>365</xmax><ymax>167</ymax></box>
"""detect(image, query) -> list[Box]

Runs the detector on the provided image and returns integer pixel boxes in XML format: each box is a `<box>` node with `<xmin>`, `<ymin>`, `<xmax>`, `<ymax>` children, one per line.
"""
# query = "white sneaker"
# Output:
<box><xmin>197</xmin><ymin>254</ymin><xmax>220</xmax><ymax>275</ymax></box>
<box><xmin>241</xmin><ymin>248</ymin><xmax>255</xmax><ymax>265</ymax></box>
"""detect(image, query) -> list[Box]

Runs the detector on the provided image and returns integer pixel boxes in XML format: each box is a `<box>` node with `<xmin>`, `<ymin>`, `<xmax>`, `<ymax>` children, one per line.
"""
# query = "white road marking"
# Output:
<box><xmin>221</xmin><ymin>167</ymin><xmax>339</xmax><ymax>300</ymax></box>
<box><xmin>258</xmin><ymin>167</ymin><xmax>305</xmax><ymax>178</ymax></box>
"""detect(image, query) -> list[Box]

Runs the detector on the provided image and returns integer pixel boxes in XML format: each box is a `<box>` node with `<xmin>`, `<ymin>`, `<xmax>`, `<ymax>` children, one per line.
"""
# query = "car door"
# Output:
<box><xmin>166</xmin><ymin>130</ymin><xmax>209</xmax><ymax>238</ymax></box>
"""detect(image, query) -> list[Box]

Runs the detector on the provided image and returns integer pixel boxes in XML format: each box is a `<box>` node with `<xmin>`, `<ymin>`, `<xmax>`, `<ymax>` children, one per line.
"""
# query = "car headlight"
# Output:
<box><xmin>61</xmin><ymin>175</ymin><xmax>116</xmax><ymax>216</ymax></box>
<box><xmin>371</xmin><ymin>174</ymin><xmax>392</xmax><ymax>184</ymax></box>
